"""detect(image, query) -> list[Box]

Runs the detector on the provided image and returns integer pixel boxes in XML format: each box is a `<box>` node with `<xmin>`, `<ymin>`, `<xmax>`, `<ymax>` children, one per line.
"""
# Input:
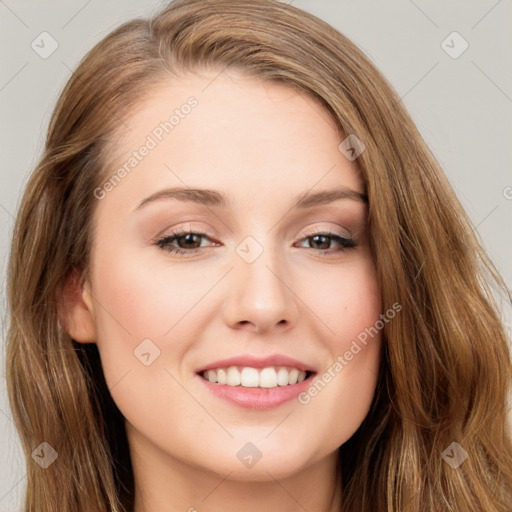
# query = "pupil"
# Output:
<box><xmin>180</xmin><ymin>234</ymin><xmax>199</xmax><ymax>248</ymax></box>
<box><xmin>312</xmin><ymin>235</ymin><xmax>329</xmax><ymax>249</ymax></box>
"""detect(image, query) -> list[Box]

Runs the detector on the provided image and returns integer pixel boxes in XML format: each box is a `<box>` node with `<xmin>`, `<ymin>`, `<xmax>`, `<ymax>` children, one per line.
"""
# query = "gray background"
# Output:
<box><xmin>1</xmin><ymin>1</ymin><xmax>511</xmax><ymax>509</ymax></box>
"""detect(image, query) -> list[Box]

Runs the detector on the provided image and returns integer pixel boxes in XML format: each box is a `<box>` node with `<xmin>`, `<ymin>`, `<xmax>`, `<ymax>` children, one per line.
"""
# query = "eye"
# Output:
<box><xmin>154</xmin><ymin>228</ymin><xmax>358</xmax><ymax>257</ymax></box>
<box><xmin>295</xmin><ymin>231</ymin><xmax>357</xmax><ymax>254</ymax></box>
<box><xmin>155</xmin><ymin>226</ymin><xmax>218</xmax><ymax>256</ymax></box>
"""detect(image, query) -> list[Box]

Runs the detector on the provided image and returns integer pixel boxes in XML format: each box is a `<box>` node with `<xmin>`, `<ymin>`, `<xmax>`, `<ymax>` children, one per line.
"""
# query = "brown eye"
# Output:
<box><xmin>309</xmin><ymin>234</ymin><xmax>331</xmax><ymax>250</ymax></box>
<box><xmin>175</xmin><ymin>233</ymin><xmax>202</xmax><ymax>249</ymax></box>
<box><xmin>297</xmin><ymin>232</ymin><xmax>357</xmax><ymax>253</ymax></box>
<box><xmin>156</xmin><ymin>231</ymin><xmax>215</xmax><ymax>255</ymax></box>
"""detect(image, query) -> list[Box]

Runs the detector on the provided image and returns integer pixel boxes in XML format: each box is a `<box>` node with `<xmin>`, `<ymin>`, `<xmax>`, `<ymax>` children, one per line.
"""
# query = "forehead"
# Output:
<box><xmin>95</xmin><ymin>71</ymin><xmax>365</xmax><ymax>214</ymax></box>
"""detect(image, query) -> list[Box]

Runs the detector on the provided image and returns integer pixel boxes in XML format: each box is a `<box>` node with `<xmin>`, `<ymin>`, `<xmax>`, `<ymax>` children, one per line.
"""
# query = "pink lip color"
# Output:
<box><xmin>195</xmin><ymin>354</ymin><xmax>316</xmax><ymax>410</ymax></box>
<box><xmin>198</xmin><ymin>374</ymin><xmax>313</xmax><ymax>410</ymax></box>
<box><xmin>196</xmin><ymin>354</ymin><xmax>315</xmax><ymax>373</ymax></box>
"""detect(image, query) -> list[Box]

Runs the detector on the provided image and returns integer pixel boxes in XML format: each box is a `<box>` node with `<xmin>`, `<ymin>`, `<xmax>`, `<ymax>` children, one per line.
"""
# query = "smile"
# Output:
<box><xmin>200</xmin><ymin>366</ymin><xmax>311</xmax><ymax>388</ymax></box>
<box><xmin>196</xmin><ymin>355</ymin><xmax>317</xmax><ymax>410</ymax></box>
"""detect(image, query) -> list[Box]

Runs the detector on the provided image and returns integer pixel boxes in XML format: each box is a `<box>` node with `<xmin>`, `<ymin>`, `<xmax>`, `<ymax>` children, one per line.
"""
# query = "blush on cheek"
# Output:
<box><xmin>312</xmin><ymin>265</ymin><xmax>381</xmax><ymax>345</ymax></box>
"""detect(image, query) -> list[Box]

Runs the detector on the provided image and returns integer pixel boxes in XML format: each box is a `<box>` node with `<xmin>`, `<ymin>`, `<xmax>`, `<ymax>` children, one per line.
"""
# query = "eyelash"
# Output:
<box><xmin>154</xmin><ymin>226</ymin><xmax>358</xmax><ymax>257</ymax></box>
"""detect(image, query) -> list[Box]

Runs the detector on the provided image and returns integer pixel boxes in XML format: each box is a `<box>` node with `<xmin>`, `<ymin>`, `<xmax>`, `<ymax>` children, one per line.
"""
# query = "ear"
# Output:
<box><xmin>58</xmin><ymin>269</ymin><xmax>97</xmax><ymax>344</ymax></box>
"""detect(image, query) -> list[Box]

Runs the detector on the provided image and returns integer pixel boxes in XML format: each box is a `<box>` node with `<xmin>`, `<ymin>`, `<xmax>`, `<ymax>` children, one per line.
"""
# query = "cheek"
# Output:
<box><xmin>297</xmin><ymin>253</ymin><xmax>381</xmax><ymax>342</ymax></box>
<box><xmin>88</xmin><ymin>243</ymin><xmax>237</xmax><ymax>414</ymax></box>
<box><xmin>88</xmin><ymin>251</ymin><xmax>207</xmax><ymax>432</ymax></box>
<box><xmin>292</xmin><ymin>256</ymin><xmax>382</xmax><ymax>444</ymax></box>
<box><xmin>91</xmin><ymin>245</ymin><xmax>210</xmax><ymax>343</ymax></box>
<box><xmin>87</xmin><ymin>243</ymin><xmax>193</xmax><ymax>392</ymax></box>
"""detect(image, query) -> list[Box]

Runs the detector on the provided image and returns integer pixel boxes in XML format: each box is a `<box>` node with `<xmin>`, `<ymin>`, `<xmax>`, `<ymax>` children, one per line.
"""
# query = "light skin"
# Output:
<box><xmin>62</xmin><ymin>70</ymin><xmax>383</xmax><ymax>512</ymax></box>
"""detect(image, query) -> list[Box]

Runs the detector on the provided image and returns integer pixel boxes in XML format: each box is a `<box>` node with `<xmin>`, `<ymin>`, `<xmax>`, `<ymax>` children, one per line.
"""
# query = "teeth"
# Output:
<box><xmin>241</xmin><ymin>367</ymin><xmax>259</xmax><ymax>387</ymax></box>
<box><xmin>276</xmin><ymin>367</ymin><xmax>289</xmax><ymax>386</ymax></box>
<box><xmin>227</xmin><ymin>366</ymin><xmax>241</xmax><ymax>386</ymax></box>
<box><xmin>259</xmin><ymin>367</ymin><xmax>277</xmax><ymax>388</ymax></box>
<box><xmin>217</xmin><ymin>368</ymin><xmax>227</xmax><ymax>385</ymax></box>
<box><xmin>201</xmin><ymin>366</ymin><xmax>310</xmax><ymax>388</ymax></box>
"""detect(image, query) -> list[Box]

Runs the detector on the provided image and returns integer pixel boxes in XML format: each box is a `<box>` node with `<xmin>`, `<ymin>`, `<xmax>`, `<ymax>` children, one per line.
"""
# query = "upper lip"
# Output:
<box><xmin>196</xmin><ymin>354</ymin><xmax>316</xmax><ymax>374</ymax></box>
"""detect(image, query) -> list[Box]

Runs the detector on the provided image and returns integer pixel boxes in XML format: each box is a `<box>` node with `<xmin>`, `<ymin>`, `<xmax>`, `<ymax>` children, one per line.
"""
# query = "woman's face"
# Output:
<box><xmin>79</xmin><ymin>71</ymin><xmax>383</xmax><ymax>481</ymax></box>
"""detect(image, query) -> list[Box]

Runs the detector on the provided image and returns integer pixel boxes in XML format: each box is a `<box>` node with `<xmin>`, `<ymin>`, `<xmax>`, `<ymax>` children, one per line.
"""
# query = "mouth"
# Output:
<box><xmin>195</xmin><ymin>355</ymin><xmax>317</xmax><ymax>410</ymax></box>
<box><xmin>199</xmin><ymin>366</ymin><xmax>315</xmax><ymax>388</ymax></box>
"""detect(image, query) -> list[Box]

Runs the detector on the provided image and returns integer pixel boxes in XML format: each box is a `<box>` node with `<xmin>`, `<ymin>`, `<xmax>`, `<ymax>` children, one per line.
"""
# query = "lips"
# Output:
<box><xmin>196</xmin><ymin>354</ymin><xmax>316</xmax><ymax>374</ymax></box>
<box><xmin>195</xmin><ymin>354</ymin><xmax>317</xmax><ymax>409</ymax></box>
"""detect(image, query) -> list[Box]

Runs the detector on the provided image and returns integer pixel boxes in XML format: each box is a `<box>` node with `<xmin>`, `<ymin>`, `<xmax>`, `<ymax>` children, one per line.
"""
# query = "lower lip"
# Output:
<box><xmin>197</xmin><ymin>374</ymin><xmax>314</xmax><ymax>410</ymax></box>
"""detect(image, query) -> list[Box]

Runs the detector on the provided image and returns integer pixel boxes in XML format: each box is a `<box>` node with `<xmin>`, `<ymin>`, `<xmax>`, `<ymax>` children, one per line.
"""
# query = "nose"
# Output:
<box><xmin>222</xmin><ymin>240</ymin><xmax>300</xmax><ymax>334</ymax></box>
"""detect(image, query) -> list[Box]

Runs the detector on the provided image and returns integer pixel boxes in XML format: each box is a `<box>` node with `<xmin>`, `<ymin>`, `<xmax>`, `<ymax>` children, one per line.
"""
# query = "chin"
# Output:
<box><xmin>190</xmin><ymin>440</ymin><xmax>321</xmax><ymax>482</ymax></box>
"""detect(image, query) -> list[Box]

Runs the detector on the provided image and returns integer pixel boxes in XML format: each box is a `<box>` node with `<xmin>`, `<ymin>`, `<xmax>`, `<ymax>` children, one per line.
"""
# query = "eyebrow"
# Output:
<box><xmin>134</xmin><ymin>186</ymin><xmax>368</xmax><ymax>212</ymax></box>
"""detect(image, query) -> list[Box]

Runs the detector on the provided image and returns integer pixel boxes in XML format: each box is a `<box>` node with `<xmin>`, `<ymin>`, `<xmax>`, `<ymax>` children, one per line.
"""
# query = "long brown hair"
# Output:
<box><xmin>6</xmin><ymin>1</ymin><xmax>512</xmax><ymax>510</ymax></box>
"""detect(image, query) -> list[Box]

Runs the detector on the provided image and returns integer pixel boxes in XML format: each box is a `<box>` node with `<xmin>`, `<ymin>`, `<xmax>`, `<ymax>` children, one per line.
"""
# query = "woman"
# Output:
<box><xmin>6</xmin><ymin>0</ymin><xmax>512</xmax><ymax>510</ymax></box>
